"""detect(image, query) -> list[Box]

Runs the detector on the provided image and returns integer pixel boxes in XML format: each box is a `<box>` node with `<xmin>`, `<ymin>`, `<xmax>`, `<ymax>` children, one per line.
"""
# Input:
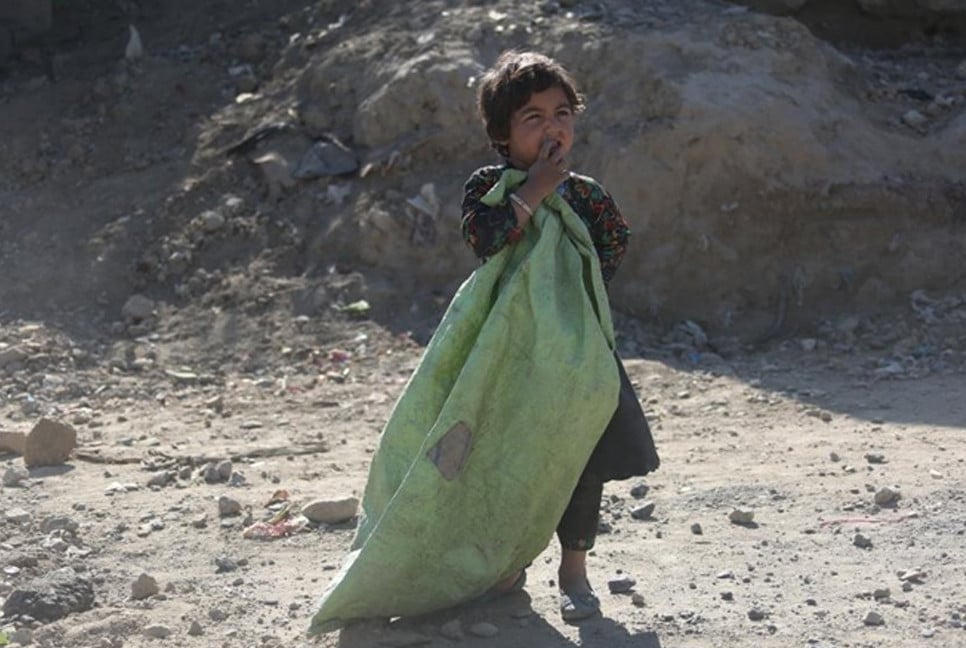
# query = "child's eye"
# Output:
<box><xmin>557</xmin><ymin>108</ymin><xmax>573</xmax><ymax>118</ymax></box>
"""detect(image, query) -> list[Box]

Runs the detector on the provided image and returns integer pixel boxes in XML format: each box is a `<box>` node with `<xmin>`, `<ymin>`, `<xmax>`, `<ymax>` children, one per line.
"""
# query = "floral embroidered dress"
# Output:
<box><xmin>460</xmin><ymin>165</ymin><xmax>630</xmax><ymax>283</ymax></box>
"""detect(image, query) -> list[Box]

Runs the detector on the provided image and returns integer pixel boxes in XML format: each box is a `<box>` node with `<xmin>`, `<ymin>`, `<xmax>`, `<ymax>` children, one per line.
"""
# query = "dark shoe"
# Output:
<box><xmin>560</xmin><ymin>583</ymin><xmax>600</xmax><ymax>622</ymax></box>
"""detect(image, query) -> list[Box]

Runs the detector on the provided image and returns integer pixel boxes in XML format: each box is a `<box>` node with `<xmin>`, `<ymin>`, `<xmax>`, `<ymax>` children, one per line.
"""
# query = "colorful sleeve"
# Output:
<box><xmin>585</xmin><ymin>182</ymin><xmax>630</xmax><ymax>283</ymax></box>
<box><xmin>460</xmin><ymin>167</ymin><xmax>524</xmax><ymax>259</ymax></box>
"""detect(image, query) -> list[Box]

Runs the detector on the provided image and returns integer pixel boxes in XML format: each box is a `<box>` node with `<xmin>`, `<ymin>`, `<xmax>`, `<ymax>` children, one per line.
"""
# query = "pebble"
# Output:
<box><xmin>853</xmin><ymin>533</ymin><xmax>873</xmax><ymax>549</ymax></box>
<box><xmin>469</xmin><ymin>622</ymin><xmax>499</xmax><ymax>638</ymax></box>
<box><xmin>122</xmin><ymin>294</ymin><xmax>155</xmax><ymax>322</ymax></box>
<box><xmin>921</xmin><ymin>626</ymin><xmax>937</xmax><ymax>638</ymax></box>
<box><xmin>5</xmin><ymin>508</ymin><xmax>32</xmax><ymax>525</ymax></box>
<box><xmin>188</xmin><ymin>620</ymin><xmax>204</xmax><ymax>636</ymax></box>
<box><xmin>301</xmin><ymin>497</ymin><xmax>359</xmax><ymax>524</ymax></box>
<box><xmin>690</xmin><ymin>522</ymin><xmax>703</xmax><ymax>535</ymax></box>
<box><xmin>864</xmin><ymin>610</ymin><xmax>885</xmax><ymax>626</ymax></box>
<box><xmin>23</xmin><ymin>418</ymin><xmax>77</xmax><ymax>468</ymax></box>
<box><xmin>198</xmin><ymin>209</ymin><xmax>226</xmax><ymax>232</ymax></box>
<box><xmin>631</xmin><ymin>592</ymin><xmax>645</xmax><ymax>607</ymax></box>
<box><xmin>0</xmin><ymin>430</ymin><xmax>26</xmax><ymax>454</ymax></box>
<box><xmin>829</xmin><ymin>452</ymin><xmax>840</xmax><ymax>462</ymax></box>
<box><xmin>873</xmin><ymin>587</ymin><xmax>890</xmax><ymax>600</ymax></box>
<box><xmin>209</xmin><ymin>608</ymin><xmax>228</xmax><ymax>621</ymax></box>
<box><xmin>901</xmin><ymin>109</ymin><xmax>928</xmax><ymax>129</ymax></box>
<box><xmin>218</xmin><ymin>495</ymin><xmax>242</xmax><ymax>517</ymax></box>
<box><xmin>608</xmin><ymin>576</ymin><xmax>637</xmax><ymax>593</ymax></box>
<box><xmin>631</xmin><ymin>501</ymin><xmax>656</xmax><ymax>520</ymax></box>
<box><xmin>865</xmin><ymin>453</ymin><xmax>886</xmax><ymax>464</ymax></box>
<box><xmin>3</xmin><ymin>465</ymin><xmax>29</xmax><ymax>487</ymax></box>
<box><xmin>729</xmin><ymin>508</ymin><xmax>755</xmax><ymax>525</ymax></box>
<box><xmin>147</xmin><ymin>471</ymin><xmax>173</xmax><ymax>488</ymax></box>
<box><xmin>439</xmin><ymin>619</ymin><xmax>463</xmax><ymax>640</ymax></box>
<box><xmin>721</xmin><ymin>591</ymin><xmax>734</xmax><ymax>601</ymax></box>
<box><xmin>214</xmin><ymin>556</ymin><xmax>238</xmax><ymax>573</ymax></box>
<box><xmin>748</xmin><ymin>607</ymin><xmax>767</xmax><ymax>621</ymax></box>
<box><xmin>874</xmin><ymin>486</ymin><xmax>900</xmax><ymax>506</ymax></box>
<box><xmin>629</xmin><ymin>482</ymin><xmax>650</xmax><ymax>498</ymax></box>
<box><xmin>191</xmin><ymin>514</ymin><xmax>208</xmax><ymax>529</ymax></box>
<box><xmin>131</xmin><ymin>573</ymin><xmax>159</xmax><ymax>600</ymax></box>
<box><xmin>898</xmin><ymin>568</ymin><xmax>926</xmax><ymax>582</ymax></box>
<box><xmin>144</xmin><ymin>624</ymin><xmax>171</xmax><ymax>638</ymax></box>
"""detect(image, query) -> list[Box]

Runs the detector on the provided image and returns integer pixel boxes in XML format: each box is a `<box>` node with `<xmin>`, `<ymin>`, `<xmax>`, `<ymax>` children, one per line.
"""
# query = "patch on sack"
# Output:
<box><xmin>427</xmin><ymin>421</ymin><xmax>473</xmax><ymax>480</ymax></box>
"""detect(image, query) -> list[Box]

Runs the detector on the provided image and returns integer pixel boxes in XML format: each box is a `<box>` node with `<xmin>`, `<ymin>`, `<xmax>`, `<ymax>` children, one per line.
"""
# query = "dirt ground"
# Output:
<box><xmin>2</xmin><ymin>1</ymin><xmax>966</xmax><ymax>647</ymax></box>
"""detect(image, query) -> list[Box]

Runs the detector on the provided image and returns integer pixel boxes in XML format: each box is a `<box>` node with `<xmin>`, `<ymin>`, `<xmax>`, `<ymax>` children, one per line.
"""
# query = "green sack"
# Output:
<box><xmin>309</xmin><ymin>169</ymin><xmax>620</xmax><ymax>634</ymax></box>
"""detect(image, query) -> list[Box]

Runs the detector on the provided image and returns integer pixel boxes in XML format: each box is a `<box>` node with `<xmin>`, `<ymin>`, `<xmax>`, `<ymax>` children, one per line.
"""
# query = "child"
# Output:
<box><xmin>461</xmin><ymin>51</ymin><xmax>661</xmax><ymax>622</ymax></box>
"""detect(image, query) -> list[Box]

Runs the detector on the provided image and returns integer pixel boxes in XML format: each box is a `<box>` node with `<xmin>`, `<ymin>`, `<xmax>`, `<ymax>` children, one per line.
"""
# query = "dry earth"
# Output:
<box><xmin>1</xmin><ymin>1</ymin><xmax>965</xmax><ymax>648</ymax></box>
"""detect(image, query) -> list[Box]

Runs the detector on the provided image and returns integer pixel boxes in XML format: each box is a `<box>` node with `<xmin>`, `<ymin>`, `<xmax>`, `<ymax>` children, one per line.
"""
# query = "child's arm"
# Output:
<box><xmin>585</xmin><ymin>184</ymin><xmax>630</xmax><ymax>283</ymax></box>
<box><xmin>461</xmin><ymin>167</ymin><xmax>526</xmax><ymax>259</ymax></box>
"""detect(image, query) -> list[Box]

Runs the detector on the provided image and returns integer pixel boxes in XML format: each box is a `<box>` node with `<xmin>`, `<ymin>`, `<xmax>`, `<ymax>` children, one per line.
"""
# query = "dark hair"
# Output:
<box><xmin>477</xmin><ymin>51</ymin><xmax>584</xmax><ymax>157</ymax></box>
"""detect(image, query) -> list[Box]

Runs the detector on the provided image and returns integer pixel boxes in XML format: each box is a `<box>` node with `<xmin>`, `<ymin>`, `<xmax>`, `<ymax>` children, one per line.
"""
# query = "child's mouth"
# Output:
<box><xmin>548</xmin><ymin>141</ymin><xmax>561</xmax><ymax>157</ymax></box>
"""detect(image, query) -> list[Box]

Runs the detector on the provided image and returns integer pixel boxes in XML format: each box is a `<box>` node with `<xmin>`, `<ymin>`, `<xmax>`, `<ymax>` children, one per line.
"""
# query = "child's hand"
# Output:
<box><xmin>518</xmin><ymin>139</ymin><xmax>569</xmax><ymax>208</ymax></box>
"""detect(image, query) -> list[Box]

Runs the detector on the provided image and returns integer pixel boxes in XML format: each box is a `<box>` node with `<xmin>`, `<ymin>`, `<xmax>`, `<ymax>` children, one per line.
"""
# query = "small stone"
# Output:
<box><xmin>608</xmin><ymin>576</ymin><xmax>637</xmax><ymax>594</ymax></box>
<box><xmin>874</xmin><ymin>486</ymin><xmax>900</xmax><ymax>506</ymax></box>
<box><xmin>301</xmin><ymin>497</ymin><xmax>359</xmax><ymax>524</ymax></box>
<box><xmin>729</xmin><ymin>508</ymin><xmax>755</xmax><ymax>525</ymax></box>
<box><xmin>829</xmin><ymin>452</ymin><xmax>841</xmax><ymax>462</ymax></box>
<box><xmin>439</xmin><ymin>619</ymin><xmax>463</xmax><ymax>640</ymax></box>
<box><xmin>853</xmin><ymin>533</ymin><xmax>873</xmax><ymax>549</ymax></box>
<box><xmin>629</xmin><ymin>482</ymin><xmax>650</xmax><ymax>498</ymax></box>
<box><xmin>23</xmin><ymin>418</ymin><xmax>77</xmax><ymax>468</ymax></box>
<box><xmin>144</xmin><ymin>624</ymin><xmax>171</xmax><ymax>639</ymax></box>
<box><xmin>131</xmin><ymin>573</ymin><xmax>159</xmax><ymax>600</ymax></box>
<box><xmin>468</xmin><ymin>622</ymin><xmax>499</xmax><ymax>638</ymax></box>
<box><xmin>1</xmin><ymin>568</ymin><xmax>94</xmax><ymax>621</ymax></box>
<box><xmin>748</xmin><ymin>607</ymin><xmax>767</xmax><ymax>621</ymax></box>
<box><xmin>218</xmin><ymin>495</ymin><xmax>242</xmax><ymax>517</ymax></box>
<box><xmin>631</xmin><ymin>593</ymin><xmax>645</xmax><ymax>607</ymax></box>
<box><xmin>799</xmin><ymin>338</ymin><xmax>817</xmax><ymax>351</ymax></box>
<box><xmin>873</xmin><ymin>587</ymin><xmax>890</xmax><ymax>600</ymax></box>
<box><xmin>0</xmin><ymin>430</ymin><xmax>27</xmax><ymax>454</ymax></box>
<box><xmin>0</xmin><ymin>346</ymin><xmax>29</xmax><ymax>370</ymax></box>
<box><xmin>191</xmin><ymin>514</ymin><xmax>208</xmax><ymax>529</ymax></box>
<box><xmin>901</xmin><ymin>109</ymin><xmax>928</xmax><ymax>129</ymax></box>
<box><xmin>690</xmin><ymin>522</ymin><xmax>703</xmax><ymax>535</ymax></box>
<box><xmin>209</xmin><ymin>608</ymin><xmax>228</xmax><ymax>621</ymax></box>
<box><xmin>215</xmin><ymin>460</ymin><xmax>233</xmax><ymax>481</ymax></box>
<box><xmin>214</xmin><ymin>556</ymin><xmax>238</xmax><ymax>573</ymax></box>
<box><xmin>630</xmin><ymin>501</ymin><xmax>656</xmax><ymax>520</ymax></box>
<box><xmin>5</xmin><ymin>508</ymin><xmax>32</xmax><ymax>524</ymax></box>
<box><xmin>147</xmin><ymin>471</ymin><xmax>173</xmax><ymax>488</ymax></box>
<box><xmin>865</xmin><ymin>453</ymin><xmax>886</xmax><ymax>464</ymax></box>
<box><xmin>864</xmin><ymin>610</ymin><xmax>885</xmax><ymax>626</ymax></box>
<box><xmin>122</xmin><ymin>294</ymin><xmax>155</xmax><ymax>322</ymax></box>
<box><xmin>902</xmin><ymin>581</ymin><xmax>914</xmax><ymax>592</ymax></box>
<box><xmin>721</xmin><ymin>591</ymin><xmax>734</xmax><ymax>601</ymax></box>
<box><xmin>3</xmin><ymin>464</ymin><xmax>30</xmax><ymax>487</ymax></box>
<box><xmin>898</xmin><ymin>568</ymin><xmax>926</xmax><ymax>583</ymax></box>
<box><xmin>198</xmin><ymin>210</ymin><xmax>225</xmax><ymax>232</ymax></box>
<box><xmin>921</xmin><ymin>626</ymin><xmax>936</xmax><ymax>638</ymax></box>
<box><xmin>188</xmin><ymin>620</ymin><xmax>204</xmax><ymax>636</ymax></box>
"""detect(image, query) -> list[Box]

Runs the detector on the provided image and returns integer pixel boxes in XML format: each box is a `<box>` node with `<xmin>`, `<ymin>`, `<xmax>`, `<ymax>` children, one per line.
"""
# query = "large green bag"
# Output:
<box><xmin>309</xmin><ymin>169</ymin><xmax>620</xmax><ymax>634</ymax></box>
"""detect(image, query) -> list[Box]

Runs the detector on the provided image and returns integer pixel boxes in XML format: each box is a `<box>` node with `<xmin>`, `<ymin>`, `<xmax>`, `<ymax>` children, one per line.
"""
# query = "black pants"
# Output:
<box><xmin>556</xmin><ymin>355</ymin><xmax>660</xmax><ymax>551</ymax></box>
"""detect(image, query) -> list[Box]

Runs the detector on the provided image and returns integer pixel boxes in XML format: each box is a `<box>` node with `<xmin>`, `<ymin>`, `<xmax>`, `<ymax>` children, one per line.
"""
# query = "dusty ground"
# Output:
<box><xmin>2</xmin><ymin>1</ymin><xmax>966</xmax><ymax>647</ymax></box>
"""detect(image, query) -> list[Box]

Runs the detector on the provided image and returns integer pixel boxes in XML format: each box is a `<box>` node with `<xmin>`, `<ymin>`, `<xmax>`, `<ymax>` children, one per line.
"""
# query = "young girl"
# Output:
<box><xmin>461</xmin><ymin>50</ymin><xmax>661</xmax><ymax>621</ymax></box>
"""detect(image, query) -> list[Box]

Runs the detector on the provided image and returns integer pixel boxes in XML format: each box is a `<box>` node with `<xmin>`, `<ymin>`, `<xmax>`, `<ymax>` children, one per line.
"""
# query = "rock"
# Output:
<box><xmin>2</xmin><ymin>568</ymin><xmax>95</xmax><ymax>622</ymax></box>
<box><xmin>198</xmin><ymin>210</ymin><xmax>226</xmax><ymax>233</ymax></box>
<box><xmin>252</xmin><ymin>152</ymin><xmax>295</xmax><ymax>201</ymax></box>
<box><xmin>729</xmin><ymin>508</ymin><xmax>755</xmax><ymax>525</ymax></box>
<box><xmin>122</xmin><ymin>294</ymin><xmax>155</xmax><ymax>322</ymax></box>
<box><xmin>214</xmin><ymin>556</ymin><xmax>238</xmax><ymax>573</ymax></box>
<box><xmin>188</xmin><ymin>620</ymin><xmax>204</xmax><ymax>636</ymax></box>
<box><xmin>439</xmin><ymin>619</ymin><xmax>463</xmax><ymax>640</ymax></box>
<box><xmin>215</xmin><ymin>460</ymin><xmax>233</xmax><ymax>481</ymax></box>
<box><xmin>3</xmin><ymin>464</ymin><xmax>29</xmax><ymax>487</ymax></box>
<box><xmin>208</xmin><ymin>608</ymin><xmax>228</xmax><ymax>621</ymax></box>
<box><xmin>690</xmin><ymin>522</ymin><xmax>703</xmax><ymax>535</ymax></box>
<box><xmin>0</xmin><ymin>430</ymin><xmax>26</xmax><ymax>454</ymax></box>
<box><xmin>721</xmin><ymin>591</ymin><xmax>734</xmax><ymax>601</ymax></box>
<box><xmin>873</xmin><ymin>587</ymin><xmax>891</xmax><ymax>600</ymax></box>
<box><xmin>630</xmin><ymin>501</ymin><xmax>656</xmax><ymax>520</ymax></box>
<box><xmin>147</xmin><ymin>471</ymin><xmax>173</xmax><ymax>488</ymax></box>
<box><xmin>191</xmin><ymin>514</ymin><xmax>208</xmax><ymax>529</ymax></box>
<box><xmin>23</xmin><ymin>418</ymin><xmax>77</xmax><ymax>468</ymax></box>
<box><xmin>864</xmin><ymin>610</ymin><xmax>885</xmax><ymax>626</ymax></box>
<box><xmin>629</xmin><ymin>482</ymin><xmax>650</xmax><ymax>498</ymax></box>
<box><xmin>631</xmin><ymin>593</ymin><xmax>646</xmax><ymax>607</ymax></box>
<box><xmin>144</xmin><ymin>624</ymin><xmax>171</xmax><ymax>639</ymax></box>
<box><xmin>293</xmin><ymin>137</ymin><xmax>359</xmax><ymax>179</ymax></box>
<box><xmin>853</xmin><ymin>533</ymin><xmax>873</xmax><ymax>549</ymax></box>
<box><xmin>218</xmin><ymin>495</ymin><xmax>242</xmax><ymax>517</ymax></box>
<box><xmin>874</xmin><ymin>486</ymin><xmax>900</xmax><ymax>506</ymax></box>
<box><xmin>829</xmin><ymin>451</ymin><xmax>841</xmax><ymax>462</ymax></box>
<box><xmin>125</xmin><ymin>24</ymin><xmax>143</xmax><ymax>60</ymax></box>
<box><xmin>898</xmin><ymin>568</ymin><xmax>926</xmax><ymax>583</ymax></box>
<box><xmin>301</xmin><ymin>497</ymin><xmax>359</xmax><ymax>524</ymax></box>
<box><xmin>468</xmin><ymin>622</ymin><xmax>499</xmax><ymax>638</ymax></box>
<box><xmin>41</xmin><ymin>516</ymin><xmax>77</xmax><ymax>533</ymax></box>
<box><xmin>608</xmin><ymin>576</ymin><xmax>637</xmax><ymax>594</ymax></box>
<box><xmin>5</xmin><ymin>508</ymin><xmax>32</xmax><ymax>524</ymax></box>
<box><xmin>748</xmin><ymin>607</ymin><xmax>767</xmax><ymax>621</ymax></box>
<box><xmin>865</xmin><ymin>453</ymin><xmax>886</xmax><ymax>464</ymax></box>
<box><xmin>131</xmin><ymin>573</ymin><xmax>159</xmax><ymax>600</ymax></box>
<box><xmin>901</xmin><ymin>109</ymin><xmax>928</xmax><ymax>129</ymax></box>
<box><xmin>0</xmin><ymin>346</ymin><xmax>28</xmax><ymax>370</ymax></box>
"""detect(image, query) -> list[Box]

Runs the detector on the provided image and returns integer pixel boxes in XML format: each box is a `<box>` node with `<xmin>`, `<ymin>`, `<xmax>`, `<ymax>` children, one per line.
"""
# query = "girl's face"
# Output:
<box><xmin>501</xmin><ymin>85</ymin><xmax>575</xmax><ymax>169</ymax></box>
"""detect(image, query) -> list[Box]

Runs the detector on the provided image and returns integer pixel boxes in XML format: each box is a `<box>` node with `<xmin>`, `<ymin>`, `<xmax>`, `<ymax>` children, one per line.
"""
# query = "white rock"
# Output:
<box><xmin>469</xmin><ymin>622</ymin><xmax>499</xmax><ymax>638</ymax></box>
<box><xmin>301</xmin><ymin>497</ymin><xmax>359</xmax><ymax>524</ymax></box>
